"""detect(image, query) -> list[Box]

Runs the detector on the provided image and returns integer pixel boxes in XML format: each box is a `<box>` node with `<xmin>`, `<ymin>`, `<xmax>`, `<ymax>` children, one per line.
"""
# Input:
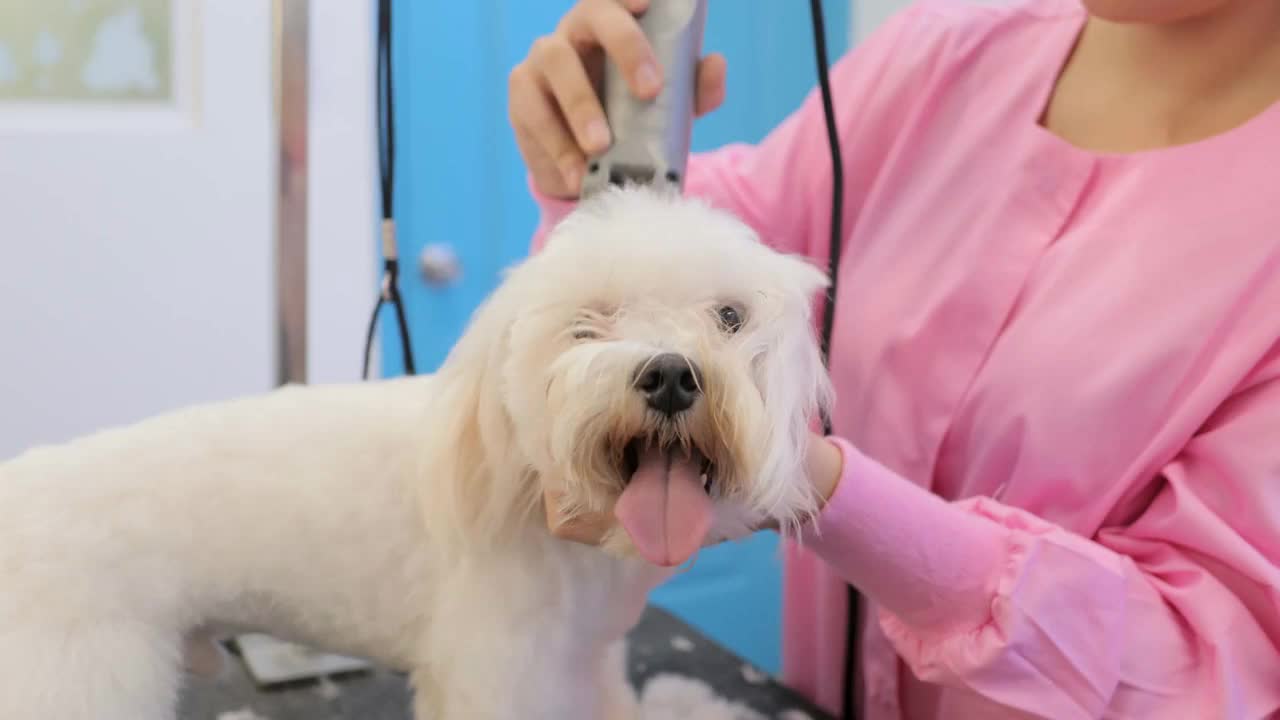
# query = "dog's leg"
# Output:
<box><xmin>601</xmin><ymin>639</ymin><xmax>640</xmax><ymax>720</ymax></box>
<box><xmin>409</xmin><ymin>668</ymin><xmax>447</xmax><ymax>720</ymax></box>
<box><xmin>411</xmin><ymin>664</ymin><xmax>529</xmax><ymax>720</ymax></box>
<box><xmin>411</xmin><ymin>646</ymin><xmax>622</xmax><ymax>720</ymax></box>
<box><xmin>0</xmin><ymin>621</ymin><xmax>180</xmax><ymax>720</ymax></box>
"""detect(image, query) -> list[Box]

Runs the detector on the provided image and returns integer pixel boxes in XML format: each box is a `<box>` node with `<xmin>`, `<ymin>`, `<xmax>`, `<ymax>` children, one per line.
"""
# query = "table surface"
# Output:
<box><xmin>179</xmin><ymin>606</ymin><xmax>834</xmax><ymax>719</ymax></box>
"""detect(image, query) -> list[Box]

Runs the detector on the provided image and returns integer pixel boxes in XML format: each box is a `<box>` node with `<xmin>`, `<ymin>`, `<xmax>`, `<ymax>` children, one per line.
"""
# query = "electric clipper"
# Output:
<box><xmin>580</xmin><ymin>0</ymin><xmax>708</xmax><ymax>198</ymax></box>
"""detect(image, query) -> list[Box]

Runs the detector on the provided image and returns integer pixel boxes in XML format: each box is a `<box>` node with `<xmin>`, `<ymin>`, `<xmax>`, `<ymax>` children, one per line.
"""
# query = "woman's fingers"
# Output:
<box><xmin>530</xmin><ymin>34</ymin><xmax>613</xmax><ymax>156</ymax></box>
<box><xmin>695</xmin><ymin>52</ymin><xmax>728</xmax><ymax>116</ymax></box>
<box><xmin>509</xmin><ymin>61</ymin><xmax>587</xmax><ymax>194</ymax></box>
<box><xmin>560</xmin><ymin>0</ymin><xmax>660</xmax><ymax>100</ymax></box>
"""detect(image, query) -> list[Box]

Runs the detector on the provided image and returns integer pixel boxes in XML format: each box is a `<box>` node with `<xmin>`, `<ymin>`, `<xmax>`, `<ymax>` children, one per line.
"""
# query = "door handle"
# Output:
<box><xmin>418</xmin><ymin>243</ymin><xmax>461</xmax><ymax>287</ymax></box>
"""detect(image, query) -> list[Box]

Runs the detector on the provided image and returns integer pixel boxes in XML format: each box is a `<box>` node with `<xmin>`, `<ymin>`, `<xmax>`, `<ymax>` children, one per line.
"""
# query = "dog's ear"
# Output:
<box><xmin>781</xmin><ymin>253</ymin><xmax>832</xmax><ymax>304</ymax></box>
<box><xmin>746</xmin><ymin>250</ymin><xmax>835</xmax><ymax>528</ymax></box>
<box><xmin>779</xmin><ymin>253</ymin><xmax>835</xmax><ymax>412</ymax></box>
<box><xmin>419</xmin><ymin>263</ymin><xmax>541</xmax><ymax>552</ymax></box>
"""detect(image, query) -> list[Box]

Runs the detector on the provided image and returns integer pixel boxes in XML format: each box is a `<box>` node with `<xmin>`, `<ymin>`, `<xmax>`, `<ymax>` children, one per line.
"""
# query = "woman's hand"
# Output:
<box><xmin>544</xmin><ymin>432</ymin><xmax>844</xmax><ymax>545</ymax></box>
<box><xmin>508</xmin><ymin>0</ymin><xmax>728</xmax><ymax>200</ymax></box>
<box><xmin>805</xmin><ymin>432</ymin><xmax>844</xmax><ymax>507</ymax></box>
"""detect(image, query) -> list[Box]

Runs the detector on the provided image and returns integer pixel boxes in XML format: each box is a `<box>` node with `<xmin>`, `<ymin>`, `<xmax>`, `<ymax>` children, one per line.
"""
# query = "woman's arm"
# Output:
<box><xmin>801</xmin><ymin>357</ymin><xmax>1280</xmax><ymax>718</ymax></box>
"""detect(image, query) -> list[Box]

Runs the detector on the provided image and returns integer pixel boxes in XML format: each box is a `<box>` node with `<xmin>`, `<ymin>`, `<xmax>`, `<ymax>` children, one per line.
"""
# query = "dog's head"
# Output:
<box><xmin>428</xmin><ymin>187</ymin><xmax>831</xmax><ymax>566</ymax></box>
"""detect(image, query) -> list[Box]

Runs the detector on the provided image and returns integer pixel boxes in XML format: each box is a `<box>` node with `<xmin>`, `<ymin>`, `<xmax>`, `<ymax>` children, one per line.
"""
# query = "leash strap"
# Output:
<box><xmin>363</xmin><ymin>0</ymin><xmax>416</xmax><ymax>379</ymax></box>
<box><xmin>806</xmin><ymin>2</ymin><xmax>861</xmax><ymax>717</ymax></box>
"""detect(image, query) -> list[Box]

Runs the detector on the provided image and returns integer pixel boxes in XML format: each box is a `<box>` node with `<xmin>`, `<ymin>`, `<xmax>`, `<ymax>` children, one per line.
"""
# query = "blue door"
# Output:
<box><xmin>385</xmin><ymin>0</ymin><xmax>850</xmax><ymax>674</ymax></box>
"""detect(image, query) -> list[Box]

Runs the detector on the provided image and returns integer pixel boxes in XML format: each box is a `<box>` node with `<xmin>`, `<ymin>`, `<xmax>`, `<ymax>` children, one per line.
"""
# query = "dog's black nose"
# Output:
<box><xmin>635</xmin><ymin>353</ymin><xmax>702</xmax><ymax>416</ymax></box>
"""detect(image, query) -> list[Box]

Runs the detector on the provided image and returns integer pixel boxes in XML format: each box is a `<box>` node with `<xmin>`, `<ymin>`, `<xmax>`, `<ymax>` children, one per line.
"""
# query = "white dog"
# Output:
<box><xmin>0</xmin><ymin>187</ymin><xmax>832</xmax><ymax>720</ymax></box>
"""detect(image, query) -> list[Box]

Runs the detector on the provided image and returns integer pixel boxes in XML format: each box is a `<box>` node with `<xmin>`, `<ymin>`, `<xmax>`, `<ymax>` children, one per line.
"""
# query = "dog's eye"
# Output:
<box><xmin>716</xmin><ymin>305</ymin><xmax>744</xmax><ymax>334</ymax></box>
<box><xmin>572</xmin><ymin>328</ymin><xmax>598</xmax><ymax>341</ymax></box>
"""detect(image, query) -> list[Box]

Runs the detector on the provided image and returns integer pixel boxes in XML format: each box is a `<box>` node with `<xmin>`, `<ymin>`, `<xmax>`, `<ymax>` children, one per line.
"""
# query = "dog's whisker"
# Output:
<box><xmin>630</xmin><ymin>354</ymin><xmax>660</xmax><ymax>391</ymax></box>
<box><xmin>681</xmin><ymin>352</ymin><xmax>706</xmax><ymax>396</ymax></box>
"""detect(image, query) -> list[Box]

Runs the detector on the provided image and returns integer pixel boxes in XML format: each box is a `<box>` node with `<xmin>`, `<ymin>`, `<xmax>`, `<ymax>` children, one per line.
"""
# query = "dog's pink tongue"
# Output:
<box><xmin>614</xmin><ymin>446</ymin><xmax>713</xmax><ymax>567</ymax></box>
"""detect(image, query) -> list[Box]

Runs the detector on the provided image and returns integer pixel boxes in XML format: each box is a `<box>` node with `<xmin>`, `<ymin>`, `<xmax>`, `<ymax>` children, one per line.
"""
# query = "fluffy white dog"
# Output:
<box><xmin>0</xmin><ymin>187</ymin><xmax>832</xmax><ymax>720</ymax></box>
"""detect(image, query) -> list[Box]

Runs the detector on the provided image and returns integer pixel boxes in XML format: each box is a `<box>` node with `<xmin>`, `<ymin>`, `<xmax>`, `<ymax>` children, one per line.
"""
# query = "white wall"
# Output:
<box><xmin>0</xmin><ymin>2</ymin><xmax>273</xmax><ymax>461</ymax></box>
<box><xmin>0</xmin><ymin>2</ymin><xmax>376</xmax><ymax>460</ymax></box>
<box><xmin>307</xmin><ymin>0</ymin><xmax>378</xmax><ymax>385</ymax></box>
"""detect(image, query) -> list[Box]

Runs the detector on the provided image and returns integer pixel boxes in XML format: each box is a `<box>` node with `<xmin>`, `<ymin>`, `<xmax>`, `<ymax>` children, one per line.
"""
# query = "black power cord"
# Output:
<box><xmin>363</xmin><ymin>0</ymin><xmax>417</xmax><ymax>379</ymax></box>
<box><xmin>807</xmin><ymin>1</ymin><xmax>859</xmax><ymax>717</ymax></box>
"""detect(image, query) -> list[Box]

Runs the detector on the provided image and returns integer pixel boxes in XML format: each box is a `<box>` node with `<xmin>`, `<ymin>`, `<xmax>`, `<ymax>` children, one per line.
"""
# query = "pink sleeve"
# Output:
<box><xmin>528</xmin><ymin>3</ymin><xmax>945</xmax><ymax>267</ymax></box>
<box><xmin>803</xmin><ymin>373</ymin><xmax>1280</xmax><ymax>718</ymax></box>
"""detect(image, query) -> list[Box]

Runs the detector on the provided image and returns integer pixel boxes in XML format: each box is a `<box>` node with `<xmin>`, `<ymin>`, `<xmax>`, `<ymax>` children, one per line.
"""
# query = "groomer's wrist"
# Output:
<box><xmin>753</xmin><ymin>435</ymin><xmax>842</xmax><ymax>534</ymax></box>
<box><xmin>806</xmin><ymin>432</ymin><xmax>844</xmax><ymax>510</ymax></box>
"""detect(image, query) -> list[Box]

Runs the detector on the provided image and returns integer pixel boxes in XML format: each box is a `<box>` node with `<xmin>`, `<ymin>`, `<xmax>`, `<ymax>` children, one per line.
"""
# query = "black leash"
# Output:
<box><xmin>807</xmin><ymin>2</ymin><xmax>860</xmax><ymax>717</ymax></box>
<box><xmin>363</xmin><ymin>0</ymin><xmax>416</xmax><ymax>379</ymax></box>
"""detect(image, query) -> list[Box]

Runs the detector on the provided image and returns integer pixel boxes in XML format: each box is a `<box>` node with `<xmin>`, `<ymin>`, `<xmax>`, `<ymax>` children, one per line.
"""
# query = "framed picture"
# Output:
<box><xmin>0</xmin><ymin>0</ymin><xmax>198</xmax><ymax>131</ymax></box>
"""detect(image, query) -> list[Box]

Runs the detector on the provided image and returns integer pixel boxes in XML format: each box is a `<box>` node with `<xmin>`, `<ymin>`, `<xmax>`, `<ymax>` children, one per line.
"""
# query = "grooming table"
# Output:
<box><xmin>178</xmin><ymin>606</ymin><xmax>834</xmax><ymax>719</ymax></box>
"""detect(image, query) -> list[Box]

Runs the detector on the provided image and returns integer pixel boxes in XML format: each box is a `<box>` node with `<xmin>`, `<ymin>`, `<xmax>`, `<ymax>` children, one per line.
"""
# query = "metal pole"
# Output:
<box><xmin>273</xmin><ymin>0</ymin><xmax>309</xmax><ymax>386</ymax></box>
<box><xmin>238</xmin><ymin>11</ymin><xmax>368</xmax><ymax>686</ymax></box>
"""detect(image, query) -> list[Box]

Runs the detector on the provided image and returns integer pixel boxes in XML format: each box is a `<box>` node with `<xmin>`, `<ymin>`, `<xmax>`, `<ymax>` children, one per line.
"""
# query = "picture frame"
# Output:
<box><xmin>0</xmin><ymin>0</ymin><xmax>199</xmax><ymax>132</ymax></box>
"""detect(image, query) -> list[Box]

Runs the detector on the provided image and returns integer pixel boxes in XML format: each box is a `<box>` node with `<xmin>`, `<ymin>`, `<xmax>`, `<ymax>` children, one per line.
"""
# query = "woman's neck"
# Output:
<box><xmin>1096</xmin><ymin>2</ymin><xmax>1280</xmax><ymax>95</ymax></box>
<box><xmin>1043</xmin><ymin>1</ymin><xmax>1280</xmax><ymax>152</ymax></box>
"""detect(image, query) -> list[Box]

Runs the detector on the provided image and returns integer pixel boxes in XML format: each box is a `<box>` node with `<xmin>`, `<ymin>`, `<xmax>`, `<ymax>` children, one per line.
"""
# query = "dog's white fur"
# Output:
<box><xmin>0</xmin><ymin>188</ymin><xmax>831</xmax><ymax>719</ymax></box>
